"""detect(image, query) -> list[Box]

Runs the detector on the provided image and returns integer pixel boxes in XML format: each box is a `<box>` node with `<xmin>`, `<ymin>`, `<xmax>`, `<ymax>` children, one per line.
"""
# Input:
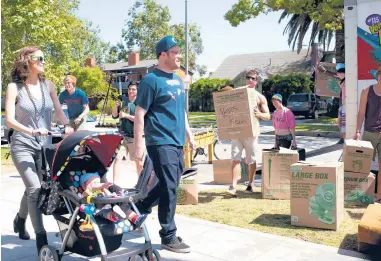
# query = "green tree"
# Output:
<box><xmin>195</xmin><ymin>64</ymin><xmax>208</xmax><ymax>78</ymax></box>
<box><xmin>68</xmin><ymin>61</ymin><xmax>110</xmax><ymax>97</ymax></box>
<box><xmin>224</xmin><ymin>0</ymin><xmax>345</xmax><ymax>62</ymax></box>
<box><xmin>106</xmin><ymin>42</ymin><xmax>129</xmax><ymax>63</ymax></box>
<box><xmin>122</xmin><ymin>0</ymin><xmax>203</xmax><ymax>71</ymax></box>
<box><xmin>1</xmin><ymin>0</ymin><xmax>110</xmax><ymax>90</ymax></box>
<box><xmin>189</xmin><ymin>78</ymin><xmax>231</xmax><ymax>111</ymax></box>
<box><xmin>261</xmin><ymin>73</ymin><xmax>314</xmax><ymax>111</ymax></box>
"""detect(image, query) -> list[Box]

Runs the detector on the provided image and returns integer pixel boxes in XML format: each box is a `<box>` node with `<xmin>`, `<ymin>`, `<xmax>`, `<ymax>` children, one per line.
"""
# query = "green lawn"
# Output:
<box><xmin>188</xmin><ymin>112</ymin><xmax>216</xmax><ymax>117</ymax></box>
<box><xmin>296</xmin><ymin>124</ymin><xmax>339</xmax><ymax>132</ymax></box>
<box><xmin>1</xmin><ymin>147</ymin><xmax>13</xmax><ymax>165</ymax></box>
<box><xmin>305</xmin><ymin>118</ymin><xmax>338</xmax><ymax>124</ymax></box>
<box><xmin>176</xmin><ymin>186</ymin><xmax>363</xmax><ymax>251</ymax></box>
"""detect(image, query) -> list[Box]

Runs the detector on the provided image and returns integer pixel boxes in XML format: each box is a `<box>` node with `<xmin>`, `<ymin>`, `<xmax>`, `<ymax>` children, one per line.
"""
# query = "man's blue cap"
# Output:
<box><xmin>272</xmin><ymin>93</ymin><xmax>282</xmax><ymax>102</ymax></box>
<box><xmin>336</xmin><ymin>63</ymin><xmax>345</xmax><ymax>73</ymax></box>
<box><xmin>156</xmin><ymin>35</ymin><xmax>182</xmax><ymax>57</ymax></box>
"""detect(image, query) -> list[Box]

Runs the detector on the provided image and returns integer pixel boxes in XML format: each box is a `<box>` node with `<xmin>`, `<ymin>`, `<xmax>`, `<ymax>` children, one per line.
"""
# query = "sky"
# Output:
<box><xmin>76</xmin><ymin>0</ymin><xmax>321</xmax><ymax>74</ymax></box>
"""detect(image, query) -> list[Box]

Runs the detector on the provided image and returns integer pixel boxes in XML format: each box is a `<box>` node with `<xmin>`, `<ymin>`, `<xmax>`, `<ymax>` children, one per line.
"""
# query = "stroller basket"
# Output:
<box><xmin>54</xmin><ymin>214</ymin><xmax>123</xmax><ymax>257</ymax></box>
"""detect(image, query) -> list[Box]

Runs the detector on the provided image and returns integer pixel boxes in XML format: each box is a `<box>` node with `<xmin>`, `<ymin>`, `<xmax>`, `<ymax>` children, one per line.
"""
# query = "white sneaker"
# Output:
<box><xmin>227</xmin><ymin>185</ymin><xmax>236</xmax><ymax>196</ymax></box>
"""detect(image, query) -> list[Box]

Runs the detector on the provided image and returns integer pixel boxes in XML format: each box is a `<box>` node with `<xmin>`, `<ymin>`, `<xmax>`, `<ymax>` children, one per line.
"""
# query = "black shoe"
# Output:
<box><xmin>337</xmin><ymin>138</ymin><xmax>344</xmax><ymax>144</ymax></box>
<box><xmin>13</xmin><ymin>213</ymin><xmax>30</xmax><ymax>240</ymax></box>
<box><xmin>36</xmin><ymin>232</ymin><xmax>48</xmax><ymax>255</ymax></box>
<box><xmin>162</xmin><ymin>236</ymin><xmax>190</xmax><ymax>253</ymax></box>
<box><xmin>244</xmin><ymin>185</ymin><xmax>253</xmax><ymax>193</ymax></box>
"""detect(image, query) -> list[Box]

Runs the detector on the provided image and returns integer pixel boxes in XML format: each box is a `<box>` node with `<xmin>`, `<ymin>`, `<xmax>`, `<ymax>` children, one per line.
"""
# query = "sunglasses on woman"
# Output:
<box><xmin>246</xmin><ymin>76</ymin><xmax>258</xmax><ymax>81</ymax></box>
<box><xmin>31</xmin><ymin>56</ymin><xmax>46</xmax><ymax>63</ymax></box>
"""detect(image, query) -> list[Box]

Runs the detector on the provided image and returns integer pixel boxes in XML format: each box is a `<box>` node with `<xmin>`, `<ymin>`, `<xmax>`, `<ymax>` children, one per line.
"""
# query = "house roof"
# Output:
<box><xmin>102</xmin><ymin>59</ymin><xmax>194</xmax><ymax>75</ymax></box>
<box><xmin>210</xmin><ymin>49</ymin><xmax>313</xmax><ymax>80</ymax></box>
<box><xmin>102</xmin><ymin>59</ymin><xmax>158</xmax><ymax>71</ymax></box>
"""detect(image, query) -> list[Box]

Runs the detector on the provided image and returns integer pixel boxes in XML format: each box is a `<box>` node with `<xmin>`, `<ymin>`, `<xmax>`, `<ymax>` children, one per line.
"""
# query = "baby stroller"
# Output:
<box><xmin>38</xmin><ymin>130</ymin><xmax>160</xmax><ymax>261</ymax></box>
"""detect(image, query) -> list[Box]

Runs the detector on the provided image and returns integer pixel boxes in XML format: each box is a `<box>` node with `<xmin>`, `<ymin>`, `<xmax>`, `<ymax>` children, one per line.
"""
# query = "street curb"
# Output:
<box><xmin>263</xmin><ymin>130</ymin><xmax>341</xmax><ymax>138</ymax></box>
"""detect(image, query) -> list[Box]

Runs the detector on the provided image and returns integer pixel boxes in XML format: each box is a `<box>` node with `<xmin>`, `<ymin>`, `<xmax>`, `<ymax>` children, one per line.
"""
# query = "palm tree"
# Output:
<box><xmin>278</xmin><ymin>10</ymin><xmax>334</xmax><ymax>54</ymax></box>
<box><xmin>279</xmin><ymin>10</ymin><xmax>345</xmax><ymax>63</ymax></box>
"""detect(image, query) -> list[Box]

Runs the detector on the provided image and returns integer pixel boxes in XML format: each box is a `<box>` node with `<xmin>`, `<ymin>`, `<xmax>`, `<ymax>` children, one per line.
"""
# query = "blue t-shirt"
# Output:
<box><xmin>59</xmin><ymin>88</ymin><xmax>89</xmax><ymax>119</ymax></box>
<box><xmin>135</xmin><ymin>69</ymin><xmax>185</xmax><ymax>146</ymax></box>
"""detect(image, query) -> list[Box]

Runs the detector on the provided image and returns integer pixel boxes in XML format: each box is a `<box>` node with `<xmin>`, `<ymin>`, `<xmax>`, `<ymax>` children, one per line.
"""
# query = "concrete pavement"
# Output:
<box><xmin>1</xmin><ymin>135</ymin><xmax>375</xmax><ymax>261</ymax></box>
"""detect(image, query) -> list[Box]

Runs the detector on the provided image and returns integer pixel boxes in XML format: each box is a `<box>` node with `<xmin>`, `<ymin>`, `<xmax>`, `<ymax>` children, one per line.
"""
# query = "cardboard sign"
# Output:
<box><xmin>261</xmin><ymin>148</ymin><xmax>299</xmax><ymax>200</ymax></box>
<box><xmin>344</xmin><ymin>172</ymin><xmax>375</xmax><ymax>206</ymax></box>
<box><xmin>290</xmin><ymin>161</ymin><xmax>344</xmax><ymax>230</ymax></box>
<box><xmin>315</xmin><ymin>63</ymin><xmax>341</xmax><ymax>98</ymax></box>
<box><xmin>213</xmin><ymin>87</ymin><xmax>260</xmax><ymax>140</ymax></box>
<box><xmin>343</xmin><ymin>139</ymin><xmax>374</xmax><ymax>174</ymax></box>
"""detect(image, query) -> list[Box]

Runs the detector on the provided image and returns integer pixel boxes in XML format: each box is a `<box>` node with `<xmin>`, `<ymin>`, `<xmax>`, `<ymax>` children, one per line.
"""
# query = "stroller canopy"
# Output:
<box><xmin>51</xmin><ymin>131</ymin><xmax>123</xmax><ymax>181</ymax></box>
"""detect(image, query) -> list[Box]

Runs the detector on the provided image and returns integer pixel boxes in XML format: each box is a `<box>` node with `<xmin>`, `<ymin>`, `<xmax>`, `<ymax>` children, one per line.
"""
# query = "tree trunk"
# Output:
<box><xmin>335</xmin><ymin>21</ymin><xmax>345</xmax><ymax>63</ymax></box>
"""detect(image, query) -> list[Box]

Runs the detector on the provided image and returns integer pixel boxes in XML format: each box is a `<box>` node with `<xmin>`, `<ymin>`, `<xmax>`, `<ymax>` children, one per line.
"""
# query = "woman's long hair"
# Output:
<box><xmin>11</xmin><ymin>46</ymin><xmax>43</xmax><ymax>83</ymax></box>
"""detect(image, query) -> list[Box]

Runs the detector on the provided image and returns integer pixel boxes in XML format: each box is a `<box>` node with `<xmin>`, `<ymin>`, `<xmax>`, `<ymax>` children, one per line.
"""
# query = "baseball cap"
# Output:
<box><xmin>272</xmin><ymin>94</ymin><xmax>282</xmax><ymax>102</ymax></box>
<box><xmin>156</xmin><ymin>36</ymin><xmax>183</xmax><ymax>57</ymax></box>
<box><xmin>336</xmin><ymin>63</ymin><xmax>345</xmax><ymax>73</ymax></box>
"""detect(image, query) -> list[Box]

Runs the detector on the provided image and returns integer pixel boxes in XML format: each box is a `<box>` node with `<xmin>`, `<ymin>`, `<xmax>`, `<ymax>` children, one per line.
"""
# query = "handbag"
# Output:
<box><xmin>37</xmin><ymin>144</ymin><xmax>68</xmax><ymax>215</ymax></box>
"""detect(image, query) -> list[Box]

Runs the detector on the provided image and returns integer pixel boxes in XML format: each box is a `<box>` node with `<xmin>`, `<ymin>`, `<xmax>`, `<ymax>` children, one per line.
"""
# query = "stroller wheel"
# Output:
<box><xmin>129</xmin><ymin>255</ymin><xmax>145</xmax><ymax>261</ymax></box>
<box><xmin>144</xmin><ymin>249</ymin><xmax>161</xmax><ymax>261</ymax></box>
<box><xmin>39</xmin><ymin>245</ymin><xmax>60</xmax><ymax>261</ymax></box>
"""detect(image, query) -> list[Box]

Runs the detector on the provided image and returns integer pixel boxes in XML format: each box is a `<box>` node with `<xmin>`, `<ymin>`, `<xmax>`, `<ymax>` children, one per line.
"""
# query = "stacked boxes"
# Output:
<box><xmin>343</xmin><ymin>140</ymin><xmax>375</xmax><ymax>206</ymax></box>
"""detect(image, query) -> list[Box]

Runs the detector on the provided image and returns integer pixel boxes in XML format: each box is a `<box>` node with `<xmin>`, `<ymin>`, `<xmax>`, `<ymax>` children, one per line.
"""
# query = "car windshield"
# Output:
<box><xmin>288</xmin><ymin>94</ymin><xmax>309</xmax><ymax>102</ymax></box>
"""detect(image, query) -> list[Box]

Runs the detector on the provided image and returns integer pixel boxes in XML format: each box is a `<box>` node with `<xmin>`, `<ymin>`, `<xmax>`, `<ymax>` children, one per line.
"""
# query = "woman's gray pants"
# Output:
<box><xmin>11</xmin><ymin>145</ymin><xmax>46</xmax><ymax>234</ymax></box>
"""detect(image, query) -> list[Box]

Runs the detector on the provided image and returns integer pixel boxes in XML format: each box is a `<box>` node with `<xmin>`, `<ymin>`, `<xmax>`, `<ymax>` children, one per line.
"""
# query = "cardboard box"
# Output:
<box><xmin>343</xmin><ymin>139</ymin><xmax>374</xmax><ymax>174</ymax></box>
<box><xmin>344</xmin><ymin>172</ymin><xmax>375</xmax><ymax>206</ymax></box>
<box><xmin>177</xmin><ymin>173</ymin><xmax>198</xmax><ymax>205</ymax></box>
<box><xmin>290</xmin><ymin>161</ymin><xmax>344</xmax><ymax>230</ymax></box>
<box><xmin>315</xmin><ymin>62</ymin><xmax>341</xmax><ymax>98</ymax></box>
<box><xmin>213</xmin><ymin>160</ymin><xmax>242</xmax><ymax>184</ymax></box>
<box><xmin>262</xmin><ymin>148</ymin><xmax>299</xmax><ymax>199</ymax></box>
<box><xmin>213</xmin><ymin>87</ymin><xmax>260</xmax><ymax>140</ymax></box>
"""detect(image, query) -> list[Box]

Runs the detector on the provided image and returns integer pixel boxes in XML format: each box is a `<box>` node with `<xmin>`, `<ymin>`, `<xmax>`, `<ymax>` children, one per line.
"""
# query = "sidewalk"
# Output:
<box><xmin>0</xmin><ymin>140</ymin><xmax>374</xmax><ymax>261</ymax></box>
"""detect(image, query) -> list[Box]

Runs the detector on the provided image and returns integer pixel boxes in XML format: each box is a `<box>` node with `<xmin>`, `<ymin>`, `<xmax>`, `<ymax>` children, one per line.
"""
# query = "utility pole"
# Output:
<box><xmin>184</xmin><ymin>0</ymin><xmax>190</xmax><ymax>113</ymax></box>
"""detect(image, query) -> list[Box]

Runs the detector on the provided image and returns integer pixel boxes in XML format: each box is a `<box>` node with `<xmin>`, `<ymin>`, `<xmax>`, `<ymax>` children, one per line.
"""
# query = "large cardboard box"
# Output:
<box><xmin>290</xmin><ymin>161</ymin><xmax>344</xmax><ymax>230</ymax></box>
<box><xmin>262</xmin><ymin>148</ymin><xmax>299</xmax><ymax>200</ymax></box>
<box><xmin>212</xmin><ymin>160</ymin><xmax>234</xmax><ymax>184</ymax></box>
<box><xmin>343</xmin><ymin>140</ymin><xmax>374</xmax><ymax>174</ymax></box>
<box><xmin>344</xmin><ymin>172</ymin><xmax>375</xmax><ymax>206</ymax></box>
<box><xmin>213</xmin><ymin>87</ymin><xmax>260</xmax><ymax>140</ymax></box>
<box><xmin>177</xmin><ymin>172</ymin><xmax>198</xmax><ymax>205</ymax></box>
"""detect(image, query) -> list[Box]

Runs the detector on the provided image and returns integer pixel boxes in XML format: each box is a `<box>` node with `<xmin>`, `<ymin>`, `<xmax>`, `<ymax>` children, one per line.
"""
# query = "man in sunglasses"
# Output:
<box><xmin>227</xmin><ymin>69</ymin><xmax>271</xmax><ymax>196</ymax></box>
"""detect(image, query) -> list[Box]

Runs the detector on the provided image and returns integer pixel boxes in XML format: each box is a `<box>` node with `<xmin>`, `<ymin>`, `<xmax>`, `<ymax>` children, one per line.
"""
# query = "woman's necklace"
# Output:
<box><xmin>25</xmin><ymin>81</ymin><xmax>46</xmax><ymax>120</ymax></box>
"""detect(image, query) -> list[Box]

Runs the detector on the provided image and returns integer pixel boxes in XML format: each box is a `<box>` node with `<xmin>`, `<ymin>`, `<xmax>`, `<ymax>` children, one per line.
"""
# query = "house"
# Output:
<box><xmin>210</xmin><ymin>49</ymin><xmax>314</xmax><ymax>92</ymax></box>
<box><xmin>102</xmin><ymin>52</ymin><xmax>194</xmax><ymax>95</ymax></box>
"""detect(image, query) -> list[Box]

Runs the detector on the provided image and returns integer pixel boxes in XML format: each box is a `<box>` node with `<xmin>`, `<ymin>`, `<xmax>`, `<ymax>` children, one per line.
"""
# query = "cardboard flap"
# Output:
<box><xmin>344</xmin><ymin>139</ymin><xmax>374</xmax><ymax>150</ymax></box>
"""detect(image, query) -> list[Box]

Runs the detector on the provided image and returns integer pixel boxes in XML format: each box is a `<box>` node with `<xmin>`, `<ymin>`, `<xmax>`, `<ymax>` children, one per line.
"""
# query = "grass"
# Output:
<box><xmin>189</xmin><ymin>112</ymin><xmax>216</xmax><ymax>117</ymax></box>
<box><xmin>176</xmin><ymin>185</ymin><xmax>364</xmax><ymax>251</ymax></box>
<box><xmin>305</xmin><ymin>118</ymin><xmax>338</xmax><ymax>124</ymax></box>
<box><xmin>1</xmin><ymin>147</ymin><xmax>13</xmax><ymax>165</ymax></box>
<box><xmin>296</xmin><ymin>124</ymin><xmax>339</xmax><ymax>132</ymax></box>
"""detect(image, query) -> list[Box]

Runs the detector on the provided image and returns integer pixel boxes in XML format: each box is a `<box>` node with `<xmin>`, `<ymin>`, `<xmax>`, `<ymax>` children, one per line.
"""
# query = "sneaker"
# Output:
<box><xmin>162</xmin><ymin>236</ymin><xmax>190</xmax><ymax>253</ymax></box>
<box><xmin>244</xmin><ymin>185</ymin><xmax>253</xmax><ymax>193</ymax></box>
<box><xmin>134</xmin><ymin>214</ymin><xmax>148</xmax><ymax>228</ymax></box>
<box><xmin>227</xmin><ymin>185</ymin><xmax>236</xmax><ymax>196</ymax></box>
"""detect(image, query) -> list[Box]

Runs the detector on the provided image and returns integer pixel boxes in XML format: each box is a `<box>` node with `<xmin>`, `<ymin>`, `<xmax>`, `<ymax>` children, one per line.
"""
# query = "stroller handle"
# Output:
<box><xmin>35</xmin><ymin>131</ymin><xmax>64</xmax><ymax>143</ymax></box>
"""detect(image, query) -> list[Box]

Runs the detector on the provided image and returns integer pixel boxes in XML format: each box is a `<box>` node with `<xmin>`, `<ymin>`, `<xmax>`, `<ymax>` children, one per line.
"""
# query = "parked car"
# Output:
<box><xmin>1</xmin><ymin>115</ymin><xmax>11</xmax><ymax>144</ymax></box>
<box><xmin>287</xmin><ymin>93</ymin><xmax>327</xmax><ymax>119</ymax></box>
<box><xmin>53</xmin><ymin>105</ymin><xmax>98</xmax><ymax>130</ymax></box>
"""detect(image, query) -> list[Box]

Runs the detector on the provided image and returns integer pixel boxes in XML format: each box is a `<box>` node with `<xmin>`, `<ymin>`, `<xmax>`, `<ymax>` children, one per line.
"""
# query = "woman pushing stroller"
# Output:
<box><xmin>5</xmin><ymin>46</ymin><xmax>74</xmax><ymax>255</ymax></box>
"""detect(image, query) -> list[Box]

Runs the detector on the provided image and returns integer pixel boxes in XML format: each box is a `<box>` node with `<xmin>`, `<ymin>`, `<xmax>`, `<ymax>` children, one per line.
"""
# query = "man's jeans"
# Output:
<box><xmin>136</xmin><ymin>145</ymin><xmax>184</xmax><ymax>242</ymax></box>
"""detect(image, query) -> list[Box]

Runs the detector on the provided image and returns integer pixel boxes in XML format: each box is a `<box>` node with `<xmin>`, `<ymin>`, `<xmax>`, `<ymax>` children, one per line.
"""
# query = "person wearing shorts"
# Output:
<box><xmin>354</xmin><ymin>68</ymin><xmax>381</xmax><ymax>202</ymax></box>
<box><xmin>59</xmin><ymin>75</ymin><xmax>89</xmax><ymax>131</ymax></box>
<box><xmin>227</xmin><ymin>68</ymin><xmax>271</xmax><ymax>196</ymax></box>
<box><xmin>112</xmin><ymin>81</ymin><xmax>144</xmax><ymax>182</ymax></box>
